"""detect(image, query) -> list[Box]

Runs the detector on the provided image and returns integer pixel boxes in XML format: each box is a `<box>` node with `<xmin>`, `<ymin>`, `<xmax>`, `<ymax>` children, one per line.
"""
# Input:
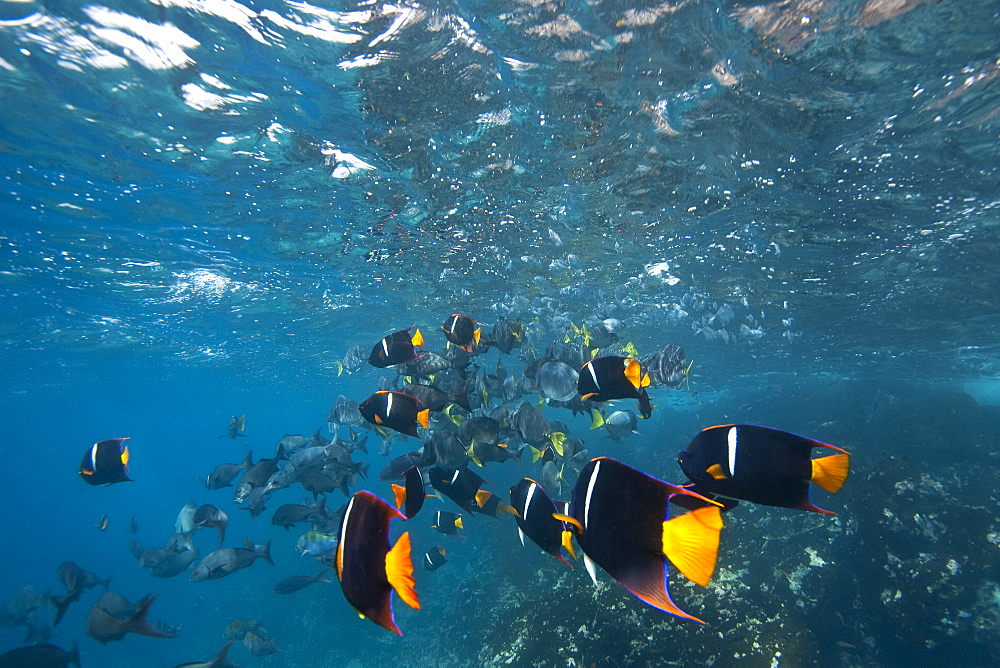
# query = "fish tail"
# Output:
<box><xmin>128</xmin><ymin>594</ymin><xmax>174</xmax><ymax>638</ymax></box>
<box><xmin>662</xmin><ymin>506</ymin><xmax>724</xmax><ymax>587</ymax></box>
<box><xmin>811</xmin><ymin>453</ymin><xmax>850</xmax><ymax>493</ymax></box>
<box><xmin>258</xmin><ymin>539</ymin><xmax>274</xmax><ymax>566</ymax></box>
<box><xmin>386</xmin><ymin>532</ymin><xmax>420</xmax><ymax>611</ymax></box>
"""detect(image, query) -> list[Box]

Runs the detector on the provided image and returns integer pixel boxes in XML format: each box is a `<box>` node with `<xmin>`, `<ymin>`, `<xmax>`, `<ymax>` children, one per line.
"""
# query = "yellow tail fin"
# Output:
<box><xmin>411</xmin><ymin>329</ymin><xmax>424</xmax><ymax>347</ymax></box>
<box><xmin>662</xmin><ymin>506</ymin><xmax>723</xmax><ymax>587</ymax></box>
<box><xmin>811</xmin><ymin>453</ymin><xmax>850</xmax><ymax>493</ymax></box>
<box><xmin>385</xmin><ymin>532</ymin><xmax>420</xmax><ymax>610</ymax></box>
<box><xmin>625</xmin><ymin>359</ymin><xmax>642</xmax><ymax>389</ymax></box>
<box><xmin>416</xmin><ymin>409</ymin><xmax>430</xmax><ymax>429</ymax></box>
<box><xmin>549</xmin><ymin>432</ymin><xmax>566</xmax><ymax>457</ymax></box>
<box><xmin>590</xmin><ymin>409</ymin><xmax>605</xmax><ymax>430</ymax></box>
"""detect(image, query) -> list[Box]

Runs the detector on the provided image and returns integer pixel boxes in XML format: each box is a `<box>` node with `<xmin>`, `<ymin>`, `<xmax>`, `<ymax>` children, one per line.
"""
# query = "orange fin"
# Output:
<box><xmin>706</xmin><ymin>463</ymin><xmax>727</xmax><ymax>481</ymax></box>
<box><xmin>662</xmin><ymin>505</ymin><xmax>723</xmax><ymax>587</ymax></box>
<box><xmin>498</xmin><ymin>503</ymin><xmax>518</xmax><ymax>517</ymax></box>
<box><xmin>411</xmin><ymin>329</ymin><xmax>424</xmax><ymax>347</ymax></box>
<box><xmin>416</xmin><ymin>409</ymin><xmax>430</xmax><ymax>429</ymax></box>
<box><xmin>385</xmin><ymin>532</ymin><xmax>420</xmax><ymax>610</ymax></box>
<box><xmin>624</xmin><ymin>359</ymin><xmax>642</xmax><ymax>389</ymax></box>
<box><xmin>121</xmin><ymin>445</ymin><xmax>130</xmax><ymax>471</ymax></box>
<box><xmin>454</xmin><ymin>517</ymin><xmax>464</xmax><ymax>530</ymax></box>
<box><xmin>811</xmin><ymin>453</ymin><xmax>850</xmax><ymax>493</ymax></box>
<box><xmin>553</xmin><ymin>513</ymin><xmax>583</xmax><ymax>534</ymax></box>
<box><xmin>374</xmin><ymin>414</ymin><xmax>383</xmax><ymax>425</ymax></box>
<box><xmin>473</xmin><ymin>327</ymin><xmax>481</xmax><ymax>344</ymax></box>
<box><xmin>562</xmin><ymin>530</ymin><xmax>578</xmax><ymax>561</ymax></box>
<box><xmin>391</xmin><ymin>484</ymin><xmax>406</xmax><ymax>510</ymax></box>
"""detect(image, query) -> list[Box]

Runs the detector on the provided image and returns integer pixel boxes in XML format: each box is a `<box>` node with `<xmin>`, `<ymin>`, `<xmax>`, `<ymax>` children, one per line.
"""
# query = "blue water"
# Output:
<box><xmin>2</xmin><ymin>0</ymin><xmax>1000</xmax><ymax>665</ymax></box>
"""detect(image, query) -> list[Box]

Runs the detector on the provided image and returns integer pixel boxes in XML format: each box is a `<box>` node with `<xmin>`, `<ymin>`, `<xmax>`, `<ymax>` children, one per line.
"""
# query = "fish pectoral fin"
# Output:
<box><xmin>811</xmin><ymin>453</ymin><xmax>850</xmax><ymax>493</ymax></box>
<box><xmin>561</xmin><ymin>530</ymin><xmax>578</xmax><ymax>561</ymax></box>
<box><xmin>385</xmin><ymin>532</ymin><xmax>420</xmax><ymax>610</ymax></box>
<box><xmin>662</xmin><ymin>505</ymin><xmax>723</xmax><ymax>587</ymax></box>
<box><xmin>706</xmin><ymin>463</ymin><xmax>728</xmax><ymax>481</ymax></box>
<box><xmin>553</xmin><ymin>513</ymin><xmax>582</xmax><ymax>534</ymax></box>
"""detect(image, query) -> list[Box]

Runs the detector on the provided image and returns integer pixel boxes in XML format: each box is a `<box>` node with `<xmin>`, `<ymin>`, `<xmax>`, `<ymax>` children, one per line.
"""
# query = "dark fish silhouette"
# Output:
<box><xmin>0</xmin><ymin>642</ymin><xmax>80</xmax><ymax>667</ymax></box>
<box><xmin>79</xmin><ymin>438</ymin><xmax>132</xmax><ymax>486</ymax></box>
<box><xmin>85</xmin><ymin>592</ymin><xmax>175</xmax><ymax>643</ymax></box>
<box><xmin>335</xmin><ymin>491</ymin><xmax>419</xmax><ymax>635</ymax></box>
<box><xmin>677</xmin><ymin>424</ymin><xmax>850</xmax><ymax>514</ymax></box>
<box><xmin>556</xmin><ymin>457</ymin><xmax>723</xmax><ymax>623</ymax></box>
<box><xmin>368</xmin><ymin>327</ymin><xmax>424</xmax><ymax>368</ymax></box>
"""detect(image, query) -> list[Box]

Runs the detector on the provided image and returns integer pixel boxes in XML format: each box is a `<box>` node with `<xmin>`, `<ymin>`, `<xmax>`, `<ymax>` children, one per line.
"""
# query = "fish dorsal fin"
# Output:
<box><xmin>662</xmin><ymin>506</ymin><xmax>723</xmax><ymax>587</ymax></box>
<box><xmin>590</xmin><ymin>409</ymin><xmax>605</xmax><ymax>430</ymax></box>
<box><xmin>243</xmin><ymin>536</ymin><xmax>254</xmax><ymax>550</ymax></box>
<box><xmin>385</xmin><ymin>532</ymin><xmax>420</xmax><ymax>610</ymax></box>
<box><xmin>411</xmin><ymin>329</ymin><xmax>424</xmax><ymax>347</ymax></box>
<box><xmin>811</xmin><ymin>453</ymin><xmax>850</xmax><ymax>493</ymax></box>
<box><xmin>391</xmin><ymin>484</ymin><xmax>406</xmax><ymax>510</ymax></box>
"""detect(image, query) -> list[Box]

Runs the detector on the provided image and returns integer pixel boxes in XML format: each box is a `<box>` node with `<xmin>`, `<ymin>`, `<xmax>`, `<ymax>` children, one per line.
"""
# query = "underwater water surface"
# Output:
<box><xmin>1</xmin><ymin>0</ymin><xmax>999</xmax><ymax>666</ymax></box>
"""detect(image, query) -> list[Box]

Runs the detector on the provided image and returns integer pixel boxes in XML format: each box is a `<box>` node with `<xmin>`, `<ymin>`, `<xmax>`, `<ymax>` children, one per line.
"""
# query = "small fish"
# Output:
<box><xmin>359</xmin><ymin>391</ymin><xmax>430</xmax><ymax>438</ymax></box>
<box><xmin>205</xmin><ymin>451</ymin><xmax>254</xmax><ymax>490</ymax></box>
<box><xmin>273</xmin><ymin>569</ymin><xmax>332</xmax><ymax>595</ymax></box>
<box><xmin>593</xmin><ymin>409</ymin><xmax>638</xmax><ymax>441</ymax></box>
<box><xmin>423</xmin><ymin>545</ymin><xmax>448</xmax><ymax>571</ymax></box>
<box><xmin>0</xmin><ymin>642</ymin><xmax>80</xmax><ymax>667</ymax></box>
<box><xmin>94</xmin><ymin>514</ymin><xmax>109</xmax><ymax>531</ymax></box>
<box><xmin>220</xmin><ymin>415</ymin><xmax>247</xmax><ymax>439</ymax></box>
<box><xmin>174</xmin><ymin>639</ymin><xmax>238</xmax><ymax>668</ymax></box>
<box><xmin>676</xmin><ymin>424</ymin><xmax>850</xmax><ymax>514</ymax></box>
<box><xmin>481</xmin><ymin>316</ymin><xmax>523</xmax><ymax>354</ymax></box>
<box><xmin>271</xmin><ymin>498</ymin><xmax>329</xmax><ymax>530</ymax></box>
<box><xmin>536</xmin><ymin>360</ymin><xmax>580</xmax><ymax>403</ymax></box>
<box><xmin>222</xmin><ymin>618</ymin><xmax>266</xmax><ymax>640</ymax></box>
<box><xmin>86</xmin><ymin>592</ymin><xmax>175</xmax><ymax>643</ymax></box>
<box><xmin>471</xmin><ymin>490</ymin><xmax>518</xmax><ymax>518</ymax></box>
<box><xmin>243</xmin><ymin>631</ymin><xmax>279</xmax><ymax>656</ymax></box>
<box><xmin>378</xmin><ymin>450</ymin><xmax>435</xmax><ymax>481</ymax></box>
<box><xmin>640</xmin><ymin>344</ymin><xmax>688</xmax><ymax>388</ymax></box>
<box><xmin>427</xmin><ymin>467</ymin><xmax>487</xmax><ymax>513</ymax></box>
<box><xmin>79</xmin><ymin>438</ymin><xmax>132</xmax><ymax>486</ymax></box>
<box><xmin>296</xmin><ymin>532</ymin><xmax>339</xmax><ymax>560</ymax></box>
<box><xmin>556</xmin><ymin>457</ymin><xmax>723</xmax><ymax>623</ymax></box>
<box><xmin>334</xmin><ymin>491</ymin><xmax>419</xmax><ymax>635</ymax></box>
<box><xmin>510</xmin><ymin>478</ymin><xmax>575</xmax><ymax>568</ymax></box>
<box><xmin>431</xmin><ymin>510</ymin><xmax>464</xmax><ymax>536</ymax></box>
<box><xmin>328</xmin><ymin>394</ymin><xmax>364</xmax><ymax>429</ymax></box>
<box><xmin>368</xmin><ymin>326</ymin><xmax>424</xmax><ymax>368</ymax></box>
<box><xmin>441</xmin><ymin>314</ymin><xmax>481</xmax><ymax>353</ymax></box>
<box><xmin>391</xmin><ymin>466</ymin><xmax>427</xmax><ymax>520</ymax></box>
<box><xmin>193</xmin><ymin>504</ymin><xmax>229</xmax><ymax>547</ymax></box>
<box><xmin>189</xmin><ymin>538</ymin><xmax>273</xmax><ymax>582</ymax></box>
<box><xmin>577</xmin><ymin>356</ymin><xmax>653</xmax><ymax>418</ymax></box>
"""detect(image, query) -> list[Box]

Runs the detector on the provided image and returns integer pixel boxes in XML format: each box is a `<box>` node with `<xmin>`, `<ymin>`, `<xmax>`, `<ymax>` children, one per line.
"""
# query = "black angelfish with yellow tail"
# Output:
<box><xmin>427</xmin><ymin>466</ymin><xmax>486</xmax><ymax>514</ymax></box>
<box><xmin>470</xmin><ymin>490</ymin><xmax>517</xmax><ymax>518</ymax></box>
<box><xmin>79</xmin><ymin>438</ymin><xmax>132</xmax><ymax>486</ymax></box>
<box><xmin>509</xmin><ymin>478</ymin><xmax>575</xmax><ymax>568</ymax></box>
<box><xmin>677</xmin><ymin>424</ymin><xmax>850</xmax><ymax>515</ymax></box>
<box><xmin>577</xmin><ymin>356</ymin><xmax>654</xmax><ymax>418</ymax></box>
<box><xmin>555</xmin><ymin>457</ymin><xmax>724</xmax><ymax>623</ymax></box>
<box><xmin>391</xmin><ymin>466</ymin><xmax>428</xmax><ymax>520</ymax></box>
<box><xmin>441</xmin><ymin>314</ymin><xmax>481</xmax><ymax>353</ymax></box>
<box><xmin>334</xmin><ymin>491</ymin><xmax>419</xmax><ymax>635</ymax></box>
<box><xmin>368</xmin><ymin>326</ymin><xmax>424</xmax><ymax>368</ymax></box>
<box><xmin>359</xmin><ymin>391</ymin><xmax>430</xmax><ymax>438</ymax></box>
